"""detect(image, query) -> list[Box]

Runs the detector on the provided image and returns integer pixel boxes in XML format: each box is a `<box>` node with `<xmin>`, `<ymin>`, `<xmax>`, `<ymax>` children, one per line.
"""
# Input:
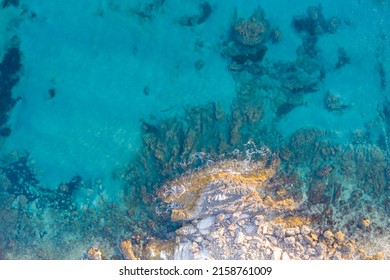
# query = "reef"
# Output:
<box><xmin>0</xmin><ymin>150</ymin><xmax>83</xmax><ymax>210</ymax></box>
<box><xmin>324</xmin><ymin>91</ymin><xmax>349</xmax><ymax>111</ymax></box>
<box><xmin>178</xmin><ymin>2</ymin><xmax>212</xmax><ymax>27</ymax></box>
<box><xmin>1</xmin><ymin>0</ymin><xmax>19</xmax><ymax>8</ymax></box>
<box><xmin>0</xmin><ymin>37</ymin><xmax>22</xmax><ymax>138</ymax></box>
<box><xmin>223</xmin><ymin>8</ymin><xmax>277</xmax><ymax>73</ymax></box>
<box><xmin>293</xmin><ymin>5</ymin><xmax>341</xmax><ymax>61</ymax></box>
<box><xmin>114</xmin><ymin>5</ymin><xmax>388</xmax><ymax>260</ymax></box>
<box><xmin>292</xmin><ymin>4</ymin><xmax>340</xmax><ymax>36</ymax></box>
<box><xmin>231</xmin><ymin>8</ymin><xmax>270</xmax><ymax>47</ymax></box>
<box><xmin>279</xmin><ymin>128</ymin><xmax>389</xmax><ymax>239</ymax></box>
<box><xmin>0</xmin><ymin>150</ymin><xmax>143</xmax><ymax>259</ymax></box>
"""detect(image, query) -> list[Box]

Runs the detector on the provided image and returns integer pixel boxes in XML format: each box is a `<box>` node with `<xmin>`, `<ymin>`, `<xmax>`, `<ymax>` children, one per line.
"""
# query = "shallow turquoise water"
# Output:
<box><xmin>0</xmin><ymin>0</ymin><xmax>389</xmax><ymax>259</ymax></box>
<box><xmin>3</xmin><ymin>0</ymin><xmax>389</xmax><ymax>193</ymax></box>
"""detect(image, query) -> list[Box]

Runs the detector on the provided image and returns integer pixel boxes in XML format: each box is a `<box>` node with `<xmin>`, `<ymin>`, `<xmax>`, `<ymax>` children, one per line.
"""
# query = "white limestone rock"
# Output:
<box><xmin>272</xmin><ymin>248</ymin><xmax>283</xmax><ymax>260</ymax></box>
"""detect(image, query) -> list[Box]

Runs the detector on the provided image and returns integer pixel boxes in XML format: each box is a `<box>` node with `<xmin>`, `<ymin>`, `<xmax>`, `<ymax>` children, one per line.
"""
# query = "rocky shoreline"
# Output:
<box><xmin>89</xmin><ymin>151</ymin><xmax>387</xmax><ymax>260</ymax></box>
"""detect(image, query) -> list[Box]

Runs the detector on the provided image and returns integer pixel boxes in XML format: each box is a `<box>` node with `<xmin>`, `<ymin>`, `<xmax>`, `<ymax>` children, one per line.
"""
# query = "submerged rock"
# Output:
<box><xmin>231</xmin><ymin>8</ymin><xmax>270</xmax><ymax>47</ymax></box>
<box><xmin>1</xmin><ymin>0</ymin><xmax>19</xmax><ymax>8</ymax></box>
<box><xmin>292</xmin><ymin>5</ymin><xmax>340</xmax><ymax>36</ymax></box>
<box><xmin>178</xmin><ymin>2</ymin><xmax>212</xmax><ymax>26</ymax></box>
<box><xmin>119</xmin><ymin>239</ymin><xmax>139</xmax><ymax>260</ymax></box>
<box><xmin>0</xmin><ymin>40</ymin><xmax>22</xmax><ymax>135</ymax></box>
<box><xmin>324</xmin><ymin>91</ymin><xmax>349</xmax><ymax>111</ymax></box>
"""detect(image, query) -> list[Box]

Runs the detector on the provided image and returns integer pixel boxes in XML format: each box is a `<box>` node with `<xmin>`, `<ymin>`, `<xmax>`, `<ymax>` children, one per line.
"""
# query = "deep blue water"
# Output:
<box><xmin>0</xmin><ymin>0</ymin><xmax>389</xmax><ymax>259</ymax></box>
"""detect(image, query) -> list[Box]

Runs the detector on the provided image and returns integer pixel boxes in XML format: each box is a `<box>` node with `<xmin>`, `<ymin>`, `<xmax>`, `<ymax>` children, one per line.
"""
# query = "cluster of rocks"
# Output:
<box><xmin>231</xmin><ymin>8</ymin><xmax>271</xmax><ymax>47</ymax></box>
<box><xmin>161</xmin><ymin>214</ymin><xmax>384</xmax><ymax>260</ymax></box>
<box><xmin>126</xmin><ymin>155</ymin><xmax>385</xmax><ymax>260</ymax></box>
<box><xmin>0</xmin><ymin>150</ymin><xmax>85</xmax><ymax>211</ymax></box>
<box><xmin>324</xmin><ymin>91</ymin><xmax>349</xmax><ymax>112</ymax></box>
<box><xmin>122</xmin><ymin>5</ymin><xmax>357</xmax><ymax>241</ymax></box>
<box><xmin>223</xmin><ymin>8</ymin><xmax>280</xmax><ymax>72</ymax></box>
<box><xmin>293</xmin><ymin>4</ymin><xmax>340</xmax><ymax>36</ymax></box>
<box><xmin>85</xmin><ymin>213</ymin><xmax>384</xmax><ymax>260</ymax></box>
<box><xmin>137</xmin><ymin>152</ymin><xmax>386</xmax><ymax>260</ymax></box>
<box><xmin>293</xmin><ymin>4</ymin><xmax>341</xmax><ymax>59</ymax></box>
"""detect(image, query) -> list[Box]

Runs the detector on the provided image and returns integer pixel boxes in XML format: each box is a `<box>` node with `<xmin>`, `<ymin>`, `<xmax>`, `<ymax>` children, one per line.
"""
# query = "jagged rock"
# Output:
<box><xmin>323</xmin><ymin>230</ymin><xmax>334</xmax><ymax>240</ymax></box>
<box><xmin>143</xmin><ymin>239</ymin><xmax>175</xmax><ymax>260</ymax></box>
<box><xmin>216</xmin><ymin>213</ymin><xmax>225</xmax><ymax>222</ymax></box>
<box><xmin>286</xmin><ymin>228</ymin><xmax>296</xmax><ymax>236</ymax></box>
<box><xmin>196</xmin><ymin>216</ymin><xmax>215</xmax><ymax>235</ymax></box>
<box><xmin>361</xmin><ymin>218</ymin><xmax>371</xmax><ymax>228</ymax></box>
<box><xmin>235</xmin><ymin>231</ymin><xmax>245</xmax><ymax>243</ymax></box>
<box><xmin>267</xmin><ymin>235</ymin><xmax>278</xmax><ymax>246</ymax></box>
<box><xmin>282</xmin><ymin>252</ymin><xmax>290</xmax><ymax>260</ymax></box>
<box><xmin>119</xmin><ymin>239</ymin><xmax>139</xmax><ymax>260</ymax></box>
<box><xmin>334</xmin><ymin>231</ymin><xmax>345</xmax><ymax>243</ymax></box>
<box><xmin>272</xmin><ymin>248</ymin><xmax>283</xmax><ymax>260</ymax></box>
<box><xmin>150</xmin><ymin>148</ymin><xmax>385</xmax><ymax>260</ymax></box>
<box><xmin>306</xmin><ymin>247</ymin><xmax>317</xmax><ymax>256</ymax></box>
<box><xmin>315</xmin><ymin>242</ymin><xmax>327</xmax><ymax>255</ymax></box>
<box><xmin>87</xmin><ymin>246</ymin><xmax>102</xmax><ymax>260</ymax></box>
<box><xmin>285</xmin><ymin>236</ymin><xmax>296</xmax><ymax>245</ymax></box>
<box><xmin>310</xmin><ymin>232</ymin><xmax>318</xmax><ymax>241</ymax></box>
<box><xmin>303</xmin><ymin>235</ymin><xmax>315</xmax><ymax>246</ymax></box>
<box><xmin>301</xmin><ymin>225</ymin><xmax>311</xmax><ymax>235</ymax></box>
<box><xmin>158</xmin><ymin>155</ymin><xmax>279</xmax><ymax>221</ymax></box>
<box><xmin>176</xmin><ymin>225</ymin><xmax>197</xmax><ymax>236</ymax></box>
<box><xmin>228</xmin><ymin>223</ymin><xmax>237</xmax><ymax>232</ymax></box>
<box><xmin>243</xmin><ymin>224</ymin><xmax>256</xmax><ymax>235</ymax></box>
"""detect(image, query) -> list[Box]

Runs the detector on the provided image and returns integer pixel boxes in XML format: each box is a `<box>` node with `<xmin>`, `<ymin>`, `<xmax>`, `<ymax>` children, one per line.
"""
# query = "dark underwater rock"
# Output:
<box><xmin>0</xmin><ymin>41</ymin><xmax>22</xmax><ymax>135</ymax></box>
<box><xmin>324</xmin><ymin>91</ymin><xmax>349</xmax><ymax>111</ymax></box>
<box><xmin>1</xmin><ymin>0</ymin><xmax>19</xmax><ymax>8</ymax></box>
<box><xmin>276</xmin><ymin>103</ymin><xmax>297</xmax><ymax>117</ymax></box>
<box><xmin>231</xmin><ymin>8</ymin><xmax>269</xmax><ymax>47</ymax></box>
<box><xmin>231</xmin><ymin>44</ymin><xmax>268</xmax><ymax>64</ymax></box>
<box><xmin>178</xmin><ymin>2</ymin><xmax>212</xmax><ymax>26</ymax></box>
<box><xmin>308</xmin><ymin>180</ymin><xmax>330</xmax><ymax>205</ymax></box>
<box><xmin>293</xmin><ymin>5</ymin><xmax>340</xmax><ymax>36</ymax></box>
<box><xmin>336</xmin><ymin>47</ymin><xmax>351</xmax><ymax>69</ymax></box>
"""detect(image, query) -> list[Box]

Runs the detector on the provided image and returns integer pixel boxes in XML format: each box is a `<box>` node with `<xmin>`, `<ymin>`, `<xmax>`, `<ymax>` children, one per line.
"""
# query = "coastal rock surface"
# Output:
<box><xmin>144</xmin><ymin>151</ymin><xmax>386</xmax><ymax>260</ymax></box>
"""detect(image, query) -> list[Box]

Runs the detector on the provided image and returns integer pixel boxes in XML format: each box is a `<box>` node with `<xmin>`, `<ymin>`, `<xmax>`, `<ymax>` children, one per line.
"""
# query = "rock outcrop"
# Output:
<box><xmin>146</xmin><ymin>149</ymin><xmax>386</xmax><ymax>260</ymax></box>
<box><xmin>158</xmin><ymin>147</ymin><xmax>278</xmax><ymax>222</ymax></box>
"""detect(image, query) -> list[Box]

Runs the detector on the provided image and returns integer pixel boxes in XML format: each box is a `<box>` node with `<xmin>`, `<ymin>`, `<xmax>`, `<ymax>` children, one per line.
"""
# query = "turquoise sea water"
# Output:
<box><xmin>0</xmin><ymin>0</ymin><xmax>389</xmax><ymax>259</ymax></box>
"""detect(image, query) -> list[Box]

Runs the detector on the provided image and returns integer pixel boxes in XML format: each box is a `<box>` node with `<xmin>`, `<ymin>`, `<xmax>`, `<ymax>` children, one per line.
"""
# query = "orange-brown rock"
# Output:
<box><xmin>87</xmin><ymin>246</ymin><xmax>102</xmax><ymax>260</ymax></box>
<box><xmin>119</xmin><ymin>239</ymin><xmax>139</xmax><ymax>260</ymax></box>
<box><xmin>361</xmin><ymin>218</ymin><xmax>371</xmax><ymax>227</ymax></box>
<box><xmin>143</xmin><ymin>239</ymin><xmax>175</xmax><ymax>260</ymax></box>
<box><xmin>334</xmin><ymin>231</ymin><xmax>345</xmax><ymax>243</ymax></box>
<box><xmin>158</xmin><ymin>154</ymin><xmax>279</xmax><ymax>221</ymax></box>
